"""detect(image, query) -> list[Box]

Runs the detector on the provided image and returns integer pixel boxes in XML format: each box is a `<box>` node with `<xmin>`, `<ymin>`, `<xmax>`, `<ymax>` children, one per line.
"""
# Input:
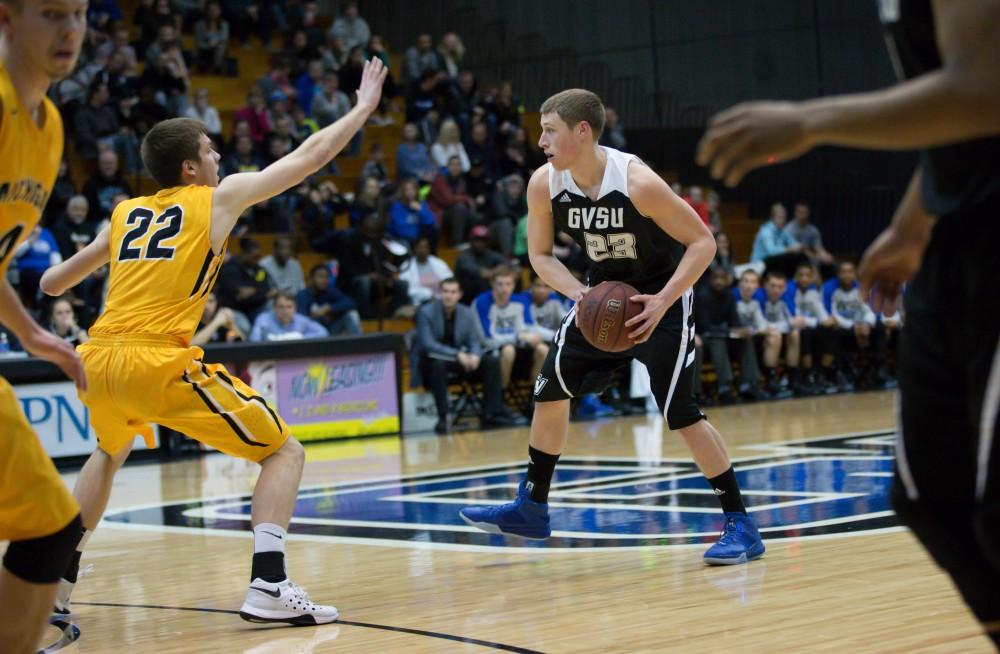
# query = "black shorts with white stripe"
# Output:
<box><xmin>892</xmin><ymin>206</ymin><xmax>1000</xmax><ymax>641</ymax></box>
<box><xmin>533</xmin><ymin>289</ymin><xmax>705</xmax><ymax>430</ymax></box>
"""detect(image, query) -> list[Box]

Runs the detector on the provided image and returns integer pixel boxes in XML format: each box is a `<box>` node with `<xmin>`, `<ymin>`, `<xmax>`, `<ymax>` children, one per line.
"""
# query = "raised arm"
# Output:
<box><xmin>210</xmin><ymin>59</ymin><xmax>387</xmax><ymax>252</ymax></box>
<box><xmin>697</xmin><ymin>0</ymin><xmax>1000</xmax><ymax>186</ymax></box>
<box><xmin>526</xmin><ymin>165</ymin><xmax>587</xmax><ymax>302</ymax></box>
<box><xmin>40</xmin><ymin>227</ymin><xmax>111</xmax><ymax>297</ymax></box>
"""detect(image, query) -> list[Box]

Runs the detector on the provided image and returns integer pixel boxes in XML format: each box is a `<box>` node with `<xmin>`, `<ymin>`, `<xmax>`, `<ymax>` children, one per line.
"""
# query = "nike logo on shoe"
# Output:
<box><xmin>261</xmin><ymin>530</ymin><xmax>283</xmax><ymax>539</ymax></box>
<box><xmin>250</xmin><ymin>585</ymin><xmax>282</xmax><ymax>598</ymax></box>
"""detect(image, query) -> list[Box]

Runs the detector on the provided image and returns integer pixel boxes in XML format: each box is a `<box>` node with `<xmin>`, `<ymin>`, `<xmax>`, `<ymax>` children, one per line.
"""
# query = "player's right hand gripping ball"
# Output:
<box><xmin>577</xmin><ymin>281</ymin><xmax>642</xmax><ymax>353</ymax></box>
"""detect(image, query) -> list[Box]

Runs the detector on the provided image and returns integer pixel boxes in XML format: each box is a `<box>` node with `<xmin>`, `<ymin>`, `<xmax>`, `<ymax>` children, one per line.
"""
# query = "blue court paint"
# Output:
<box><xmin>104</xmin><ymin>432</ymin><xmax>898</xmax><ymax>549</ymax></box>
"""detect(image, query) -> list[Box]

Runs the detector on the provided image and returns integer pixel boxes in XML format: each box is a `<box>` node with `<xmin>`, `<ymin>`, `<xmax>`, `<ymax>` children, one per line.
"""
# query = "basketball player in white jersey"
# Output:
<box><xmin>461</xmin><ymin>89</ymin><xmax>765</xmax><ymax>564</ymax></box>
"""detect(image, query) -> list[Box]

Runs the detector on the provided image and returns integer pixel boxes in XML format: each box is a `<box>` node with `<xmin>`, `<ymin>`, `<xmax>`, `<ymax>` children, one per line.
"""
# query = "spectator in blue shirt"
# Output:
<box><xmin>752</xmin><ymin>203</ymin><xmax>799</xmax><ymax>261</ymax></box>
<box><xmin>751</xmin><ymin>202</ymin><xmax>809</xmax><ymax>278</ymax></box>
<box><xmin>295</xmin><ymin>59</ymin><xmax>324</xmax><ymax>118</ymax></box>
<box><xmin>396</xmin><ymin>122</ymin><xmax>436</xmax><ymax>182</ymax></box>
<box><xmin>296</xmin><ymin>265</ymin><xmax>362</xmax><ymax>336</ymax></box>
<box><xmin>16</xmin><ymin>226</ymin><xmax>62</xmax><ymax>309</ymax></box>
<box><xmin>474</xmin><ymin>267</ymin><xmax>546</xmax><ymax>390</ymax></box>
<box><xmin>250</xmin><ymin>291</ymin><xmax>328</xmax><ymax>341</ymax></box>
<box><xmin>387</xmin><ymin>179</ymin><xmax>438</xmax><ymax>250</ymax></box>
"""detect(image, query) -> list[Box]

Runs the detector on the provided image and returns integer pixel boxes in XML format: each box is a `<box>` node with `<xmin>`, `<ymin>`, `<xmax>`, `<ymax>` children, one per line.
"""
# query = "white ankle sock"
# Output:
<box><xmin>252</xmin><ymin>523</ymin><xmax>286</xmax><ymax>554</ymax></box>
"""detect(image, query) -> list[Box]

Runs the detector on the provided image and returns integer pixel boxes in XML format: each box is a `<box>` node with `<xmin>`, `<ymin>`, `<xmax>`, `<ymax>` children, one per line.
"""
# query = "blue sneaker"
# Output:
<box><xmin>459</xmin><ymin>480</ymin><xmax>551</xmax><ymax>540</ymax></box>
<box><xmin>576</xmin><ymin>394</ymin><xmax>615</xmax><ymax>419</ymax></box>
<box><xmin>703</xmin><ymin>512</ymin><xmax>765</xmax><ymax>565</ymax></box>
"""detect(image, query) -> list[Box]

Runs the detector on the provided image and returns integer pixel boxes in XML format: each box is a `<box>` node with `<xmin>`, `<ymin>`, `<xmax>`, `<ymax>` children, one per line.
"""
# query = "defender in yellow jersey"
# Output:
<box><xmin>77</xmin><ymin>183</ymin><xmax>285</xmax><ymax>460</ymax></box>
<box><xmin>0</xmin><ymin>0</ymin><xmax>87</xmax><ymax>651</ymax></box>
<box><xmin>42</xmin><ymin>58</ymin><xmax>387</xmax><ymax>628</ymax></box>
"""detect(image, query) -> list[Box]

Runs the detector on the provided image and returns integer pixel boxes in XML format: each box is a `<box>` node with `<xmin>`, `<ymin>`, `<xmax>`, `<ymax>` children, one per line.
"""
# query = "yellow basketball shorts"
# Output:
<box><xmin>0</xmin><ymin>377</ymin><xmax>80</xmax><ymax>541</ymax></box>
<box><xmin>79</xmin><ymin>334</ymin><xmax>289</xmax><ymax>462</ymax></box>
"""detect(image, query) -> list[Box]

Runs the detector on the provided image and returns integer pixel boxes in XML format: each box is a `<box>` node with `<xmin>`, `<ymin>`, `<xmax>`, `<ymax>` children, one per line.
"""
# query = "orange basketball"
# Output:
<box><xmin>577</xmin><ymin>281</ymin><xmax>643</xmax><ymax>353</ymax></box>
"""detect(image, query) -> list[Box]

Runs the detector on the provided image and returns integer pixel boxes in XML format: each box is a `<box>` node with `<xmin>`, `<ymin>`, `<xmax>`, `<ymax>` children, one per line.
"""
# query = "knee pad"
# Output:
<box><xmin>3</xmin><ymin>513</ymin><xmax>83</xmax><ymax>584</ymax></box>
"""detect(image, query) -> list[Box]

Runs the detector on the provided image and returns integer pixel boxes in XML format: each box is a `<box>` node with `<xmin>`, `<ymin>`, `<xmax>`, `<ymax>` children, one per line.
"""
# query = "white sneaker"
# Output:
<box><xmin>239</xmin><ymin>578</ymin><xmax>339</xmax><ymax>625</ymax></box>
<box><xmin>51</xmin><ymin>578</ymin><xmax>76</xmax><ymax>623</ymax></box>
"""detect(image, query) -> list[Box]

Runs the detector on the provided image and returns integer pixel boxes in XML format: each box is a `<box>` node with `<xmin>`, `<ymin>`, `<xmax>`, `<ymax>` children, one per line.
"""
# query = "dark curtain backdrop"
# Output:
<box><xmin>365</xmin><ymin>0</ymin><xmax>917</xmax><ymax>254</ymax></box>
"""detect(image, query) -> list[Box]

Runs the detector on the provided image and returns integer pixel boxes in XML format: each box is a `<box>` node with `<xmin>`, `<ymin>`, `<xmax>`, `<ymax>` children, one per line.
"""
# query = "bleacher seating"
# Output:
<box><xmin>64</xmin><ymin>3</ymin><xmax>765</xmax><ymax>402</ymax></box>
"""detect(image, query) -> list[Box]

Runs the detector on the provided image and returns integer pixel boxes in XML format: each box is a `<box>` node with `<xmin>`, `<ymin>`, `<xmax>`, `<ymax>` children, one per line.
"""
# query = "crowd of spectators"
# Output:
<box><xmin>0</xmin><ymin>0</ymin><xmax>904</xmax><ymax>434</ymax></box>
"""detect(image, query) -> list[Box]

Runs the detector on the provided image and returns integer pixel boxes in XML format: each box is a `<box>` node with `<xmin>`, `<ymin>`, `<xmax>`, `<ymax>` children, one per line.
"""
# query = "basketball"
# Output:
<box><xmin>577</xmin><ymin>281</ymin><xmax>643</xmax><ymax>352</ymax></box>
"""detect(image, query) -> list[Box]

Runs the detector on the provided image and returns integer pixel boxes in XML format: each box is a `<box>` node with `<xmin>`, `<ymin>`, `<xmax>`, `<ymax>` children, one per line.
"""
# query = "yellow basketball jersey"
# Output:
<box><xmin>91</xmin><ymin>185</ymin><xmax>225</xmax><ymax>343</ymax></box>
<box><xmin>0</xmin><ymin>61</ymin><xmax>63</xmax><ymax>275</ymax></box>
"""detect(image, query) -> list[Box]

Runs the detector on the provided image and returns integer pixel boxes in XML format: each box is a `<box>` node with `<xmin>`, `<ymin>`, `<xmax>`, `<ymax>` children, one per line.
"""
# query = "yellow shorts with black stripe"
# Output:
<box><xmin>79</xmin><ymin>334</ymin><xmax>288</xmax><ymax>462</ymax></box>
<box><xmin>0</xmin><ymin>377</ymin><xmax>80</xmax><ymax>541</ymax></box>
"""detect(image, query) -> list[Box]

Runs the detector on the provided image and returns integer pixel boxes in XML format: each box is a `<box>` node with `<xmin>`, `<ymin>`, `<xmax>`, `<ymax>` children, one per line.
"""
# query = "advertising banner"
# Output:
<box><xmin>14</xmin><ymin>381</ymin><xmax>157</xmax><ymax>458</ymax></box>
<box><xmin>271</xmin><ymin>351</ymin><xmax>400</xmax><ymax>440</ymax></box>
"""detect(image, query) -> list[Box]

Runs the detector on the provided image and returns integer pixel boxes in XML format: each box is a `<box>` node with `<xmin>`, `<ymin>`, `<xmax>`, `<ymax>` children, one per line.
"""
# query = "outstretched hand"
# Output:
<box><xmin>696</xmin><ymin>101</ymin><xmax>814</xmax><ymax>187</ymax></box>
<box><xmin>356</xmin><ymin>58</ymin><xmax>389</xmax><ymax>113</ymax></box>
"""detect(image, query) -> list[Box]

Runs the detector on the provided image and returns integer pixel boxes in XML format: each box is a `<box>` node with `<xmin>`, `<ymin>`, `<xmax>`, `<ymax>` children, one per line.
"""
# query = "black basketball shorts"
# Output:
<box><xmin>893</xmin><ymin>207</ymin><xmax>1000</xmax><ymax>547</ymax></box>
<box><xmin>534</xmin><ymin>289</ymin><xmax>705</xmax><ymax>430</ymax></box>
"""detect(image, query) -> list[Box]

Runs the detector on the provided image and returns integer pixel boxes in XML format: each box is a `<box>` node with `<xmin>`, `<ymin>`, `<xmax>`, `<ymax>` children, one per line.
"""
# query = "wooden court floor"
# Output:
<box><xmin>44</xmin><ymin>390</ymin><xmax>993</xmax><ymax>653</ymax></box>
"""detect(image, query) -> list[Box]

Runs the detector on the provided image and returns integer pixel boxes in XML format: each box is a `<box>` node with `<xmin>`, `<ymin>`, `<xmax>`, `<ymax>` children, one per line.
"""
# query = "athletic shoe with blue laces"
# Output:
<box><xmin>459</xmin><ymin>480</ymin><xmax>551</xmax><ymax>540</ymax></box>
<box><xmin>703</xmin><ymin>512</ymin><xmax>766</xmax><ymax>565</ymax></box>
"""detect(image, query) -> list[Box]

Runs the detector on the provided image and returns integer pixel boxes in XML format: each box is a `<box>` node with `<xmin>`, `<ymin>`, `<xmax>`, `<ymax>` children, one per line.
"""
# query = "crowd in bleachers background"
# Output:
<box><xmin>4</xmin><ymin>0</ymin><xmax>899</xmax><ymax>427</ymax></box>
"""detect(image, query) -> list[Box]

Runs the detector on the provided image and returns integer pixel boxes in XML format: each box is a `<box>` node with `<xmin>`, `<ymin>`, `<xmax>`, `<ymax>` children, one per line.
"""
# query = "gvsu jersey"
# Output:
<box><xmin>549</xmin><ymin>147</ymin><xmax>685</xmax><ymax>294</ymax></box>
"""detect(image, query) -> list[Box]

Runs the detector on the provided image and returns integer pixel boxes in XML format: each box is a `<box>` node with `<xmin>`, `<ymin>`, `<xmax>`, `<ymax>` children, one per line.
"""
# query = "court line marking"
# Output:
<box><xmin>73</xmin><ymin>601</ymin><xmax>543</xmax><ymax>654</ymax></box>
<box><xmin>182</xmin><ymin>454</ymin><xmax>879</xmax><ymax>522</ymax></box>
<box><xmin>179</xmin><ymin>454</ymin><xmax>885</xmax><ymax>519</ymax></box>
<box><xmin>100</xmin><ymin>428</ymin><xmax>895</xmax><ymax>517</ymax></box>
<box><xmin>98</xmin><ymin>518</ymin><xmax>906</xmax><ymax>553</ymax></box>
<box><xmin>99</xmin><ymin>428</ymin><xmax>899</xmax><ymax>551</ymax></box>
<box><xmin>172</xmin><ymin>512</ymin><xmax>876</xmax><ymax>540</ymax></box>
<box><xmin>98</xmin><ymin>464</ymin><xmax>683</xmax><ymax>518</ymax></box>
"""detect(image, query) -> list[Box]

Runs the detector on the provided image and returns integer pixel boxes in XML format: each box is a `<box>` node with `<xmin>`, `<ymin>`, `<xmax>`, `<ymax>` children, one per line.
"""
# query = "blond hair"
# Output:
<box><xmin>436</xmin><ymin>119</ymin><xmax>461</xmax><ymax>145</ymax></box>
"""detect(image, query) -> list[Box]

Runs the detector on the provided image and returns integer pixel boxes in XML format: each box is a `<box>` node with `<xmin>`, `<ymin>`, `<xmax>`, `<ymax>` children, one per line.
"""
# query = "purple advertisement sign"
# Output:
<box><xmin>274</xmin><ymin>351</ymin><xmax>400</xmax><ymax>440</ymax></box>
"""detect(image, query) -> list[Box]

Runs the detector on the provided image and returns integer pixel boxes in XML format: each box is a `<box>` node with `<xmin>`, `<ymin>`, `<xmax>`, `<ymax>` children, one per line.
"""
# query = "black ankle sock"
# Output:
<box><xmin>251</xmin><ymin>552</ymin><xmax>286</xmax><ymax>583</ymax></box>
<box><xmin>525</xmin><ymin>445</ymin><xmax>560</xmax><ymax>503</ymax></box>
<box><xmin>707</xmin><ymin>466</ymin><xmax>747</xmax><ymax>515</ymax></box>
<box><xmin>64</xmin><ymin>550</ymin><xmax>83</xmax><ymax>583</ymax></box>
